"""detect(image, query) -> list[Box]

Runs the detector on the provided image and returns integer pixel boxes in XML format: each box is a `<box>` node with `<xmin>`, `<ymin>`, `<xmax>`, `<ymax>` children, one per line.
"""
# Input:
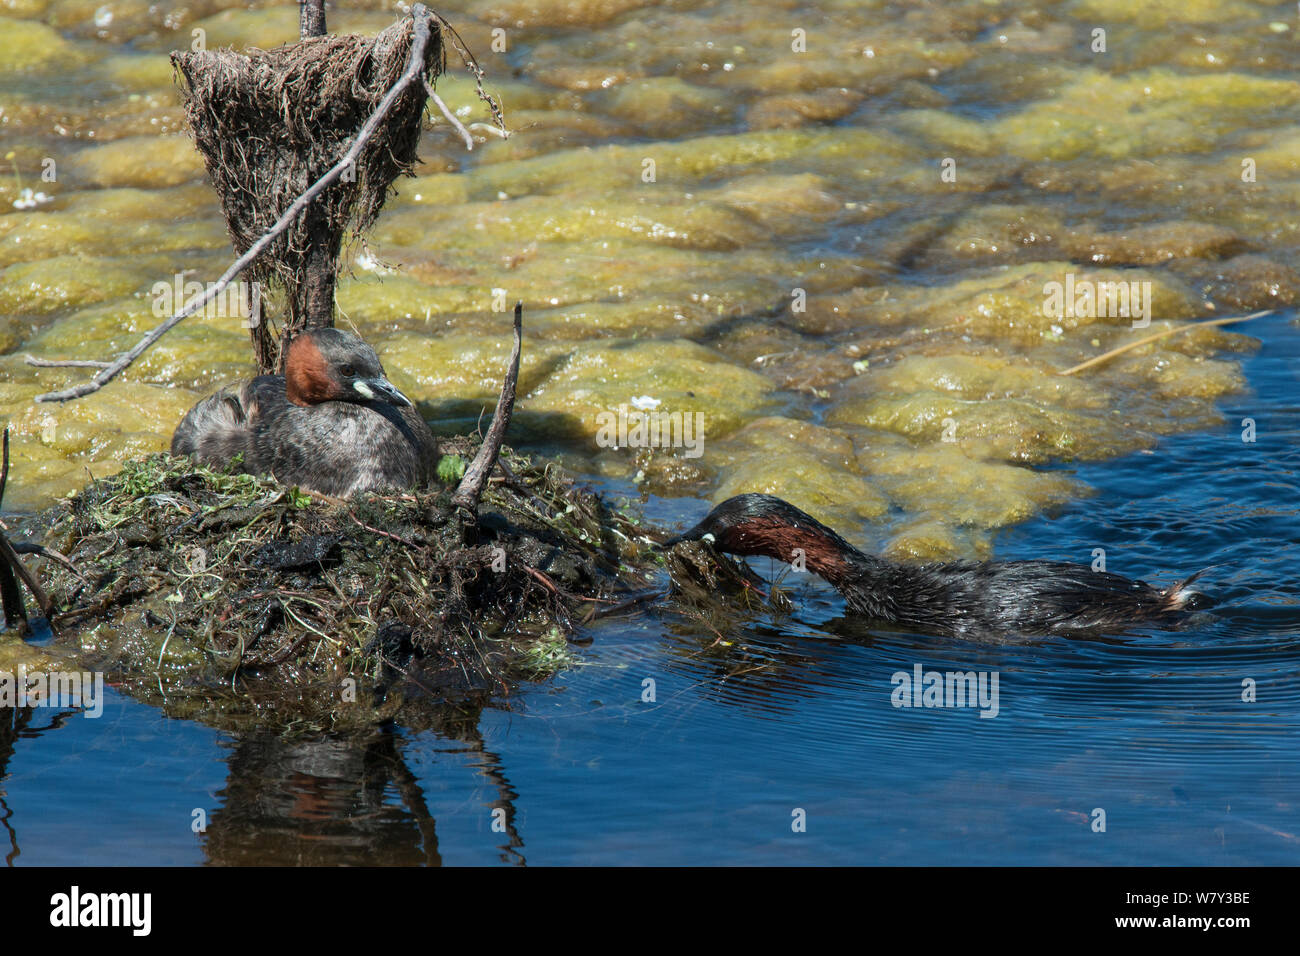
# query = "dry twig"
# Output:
<box><xmin>453</xmin><ymin>303</ymin><xmax>523</xmax><ymax>527</ymax></box>
<box><xmin>0</xmin><ymin>429</ymin><xmax>57</xmax><ymax>628</ymax></box>
<box><xmin>1058</xmin><ymin>309</ymin><xmax>1274</xmax><ymax>376</ymax></box>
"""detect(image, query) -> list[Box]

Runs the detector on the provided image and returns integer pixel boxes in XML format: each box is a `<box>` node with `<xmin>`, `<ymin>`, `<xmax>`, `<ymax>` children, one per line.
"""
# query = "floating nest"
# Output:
<box><xmin>19</xmin><ymin>443</ymin><xmax>689</xmax><ymax>731</ymax></box>
<box><xmin>6</xmin><ymin>438</ymin><xmax>793</xmax><ymax>735</ymax></box>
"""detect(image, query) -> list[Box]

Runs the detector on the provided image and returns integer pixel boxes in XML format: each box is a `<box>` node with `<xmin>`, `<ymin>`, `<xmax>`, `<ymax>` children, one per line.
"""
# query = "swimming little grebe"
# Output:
<box><xmin>663</xmin><ymin>494</ymin><xmax>1213</xmax><ymax>637</ymax></box>
<box><xmin>171</xmin><ymin>327</ymin><xmax>439</xmax><ymax>497</ymax></box>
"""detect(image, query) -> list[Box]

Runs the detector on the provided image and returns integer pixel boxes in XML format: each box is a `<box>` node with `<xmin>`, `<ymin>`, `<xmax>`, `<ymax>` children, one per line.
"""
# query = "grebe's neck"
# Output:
<box><xmin>685</xmin><ymin>496</ymin><xmax>887</xmax><ymax>590</ymax></box>
<box><xmin>284</xmin><ymin>333</ymin><xmax>335</xmax><ymax>407</ymax></box>
<box><xmin>744</xmin><ymin>518</ymin><xmax>877</xmax><ymax>586</ymax></box>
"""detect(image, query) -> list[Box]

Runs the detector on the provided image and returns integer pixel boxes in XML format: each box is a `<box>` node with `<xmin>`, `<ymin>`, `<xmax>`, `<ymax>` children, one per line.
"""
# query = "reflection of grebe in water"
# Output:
<box><xmin>664</xmin><ymin>494</ymin><xmax>1214</xmax><ymax>637</ymax></box>
<box><xmin>171</xmin><ymin>328</ymin><xmax>439</xmax><ymax>497</ymax></box>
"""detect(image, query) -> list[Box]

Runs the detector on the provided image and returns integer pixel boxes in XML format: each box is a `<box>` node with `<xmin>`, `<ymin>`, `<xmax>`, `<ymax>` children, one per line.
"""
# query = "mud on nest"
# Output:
<box><xmin>27</xmin><ymin>441</ymin><xmax>671</xmax><ymax>729</ymax></box>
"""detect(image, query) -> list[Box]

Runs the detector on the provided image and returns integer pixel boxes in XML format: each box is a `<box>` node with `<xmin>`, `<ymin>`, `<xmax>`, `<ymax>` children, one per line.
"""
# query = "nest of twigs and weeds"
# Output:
<box><xmin>4</xmin><ymin>433</ymin><xmax>808</xmax><ymax>734</ymax></box>
<box><xmin>21</xmin><ymin>442</ymin><xmax>671</xmax><ymax>730</ymax></box>
<box><xmin>658</xmin><ymin>538</ymin><xmax>795</xmax><ymax>623</ymax></box>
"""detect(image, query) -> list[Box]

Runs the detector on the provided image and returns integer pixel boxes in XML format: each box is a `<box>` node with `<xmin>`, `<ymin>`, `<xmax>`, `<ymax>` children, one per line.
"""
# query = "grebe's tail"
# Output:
<box><xmin>171</xmin><ymin>387</ymin><xmax>251</xmax><ymax>461</ymax></box>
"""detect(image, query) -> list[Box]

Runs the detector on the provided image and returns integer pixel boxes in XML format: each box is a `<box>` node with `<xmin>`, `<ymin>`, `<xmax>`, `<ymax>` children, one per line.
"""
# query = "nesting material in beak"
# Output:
<box><xmin>656</xmin><ymin>530</ymin><xmax>714</xmax><ymax>550</ymax></box>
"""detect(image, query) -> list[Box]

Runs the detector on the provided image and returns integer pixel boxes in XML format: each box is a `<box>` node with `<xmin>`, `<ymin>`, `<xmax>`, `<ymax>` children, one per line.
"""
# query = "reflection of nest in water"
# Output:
<box><xmin>170</xmin><ymin>18</ymin><xmax>444</xmax><ymax>330</ymax></box>
<box><xmin>31</xmin><ymin>443</ymin><xmax>659</xmax><ymax>731</ymax></box>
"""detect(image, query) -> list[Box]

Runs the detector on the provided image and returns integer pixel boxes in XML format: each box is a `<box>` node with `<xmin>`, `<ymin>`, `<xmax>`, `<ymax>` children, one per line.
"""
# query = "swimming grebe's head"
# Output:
<box><xmin>661</xmin><ymin>494</ymin><xmax>863</xmax><ymax>580</ymax></box>
<box><xmin>285</xmin><ymin>328</ymin><xmax>412</xmax><ymax>409</ymax></box>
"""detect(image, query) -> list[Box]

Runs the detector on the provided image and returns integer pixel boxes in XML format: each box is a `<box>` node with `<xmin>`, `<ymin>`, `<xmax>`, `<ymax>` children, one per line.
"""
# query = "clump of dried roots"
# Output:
<box><xmin>171</xmin><ymin>14</ymin><xmax>443</xmax><ymax>354</ymax></box>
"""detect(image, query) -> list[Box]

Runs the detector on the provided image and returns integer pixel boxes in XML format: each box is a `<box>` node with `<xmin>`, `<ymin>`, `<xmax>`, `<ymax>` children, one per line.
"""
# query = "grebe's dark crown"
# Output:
<box><xmin>661</xmin><ymin>494</ymin><xmax>786</xmax><ymax>546</ymax></box>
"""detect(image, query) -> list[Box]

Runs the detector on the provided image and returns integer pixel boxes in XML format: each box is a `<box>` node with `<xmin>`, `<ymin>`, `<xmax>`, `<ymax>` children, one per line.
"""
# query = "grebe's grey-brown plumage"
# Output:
<box><xmin>171</xmin><ymin>328</ymin><xmax>439</xmax><ymax>497</ymax></box>
<box><xmin>664</xmin><ymin>494</ymin><xmax>1213</xmax><ymax>638</ymax></box>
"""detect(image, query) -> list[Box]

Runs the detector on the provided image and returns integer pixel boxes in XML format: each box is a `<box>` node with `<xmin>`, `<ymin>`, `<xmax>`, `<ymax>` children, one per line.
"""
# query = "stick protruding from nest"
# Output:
<box><xmin>453</xmin><ymin>303</ymin><xmax>524</xmax><ymax>532</ymax></box>
<box><xmin>0</xmin><ymin>428</ymin><xmax>58</xmax><ymax>632</ymax></box>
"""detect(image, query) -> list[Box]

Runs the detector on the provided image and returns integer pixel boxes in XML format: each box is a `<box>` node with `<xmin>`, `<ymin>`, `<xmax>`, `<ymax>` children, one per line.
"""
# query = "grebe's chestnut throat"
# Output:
<box><xmin>171</xmin><ymin>328</ymin><xmax>438</xmax><ymax>497</ymax></box>
<box><xmin>665</xmin><ymin>494</ymin><xmax>1213</xmax><ymax>637</ymax></box>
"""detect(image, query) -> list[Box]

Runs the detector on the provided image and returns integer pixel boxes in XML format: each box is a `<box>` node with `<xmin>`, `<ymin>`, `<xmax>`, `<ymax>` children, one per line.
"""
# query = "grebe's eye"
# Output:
<box><xmin>339</xmin><ymin>364</ymin><xmax>355</xmax><ymax>377</ymax></box>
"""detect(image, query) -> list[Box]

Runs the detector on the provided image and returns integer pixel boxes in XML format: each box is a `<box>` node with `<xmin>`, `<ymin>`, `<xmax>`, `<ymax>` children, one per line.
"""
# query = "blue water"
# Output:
<box><xmin>2</xmin><ymin>315</ymin><xmax>1297</xmax><ymax>865</ymax></box>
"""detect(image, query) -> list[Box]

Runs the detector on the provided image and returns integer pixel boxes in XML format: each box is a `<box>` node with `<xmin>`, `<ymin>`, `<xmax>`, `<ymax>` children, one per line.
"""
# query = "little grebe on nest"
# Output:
<box><xmin>172</xmin><ymin>327</ymin><xmax>439</xmax><ymax>497</ymax></box>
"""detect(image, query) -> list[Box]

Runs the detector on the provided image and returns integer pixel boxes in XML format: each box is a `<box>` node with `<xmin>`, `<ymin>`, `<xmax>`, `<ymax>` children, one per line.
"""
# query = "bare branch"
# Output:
<box><xmin>467</xmin><ymin>122</ymin><xmax>510</xmax><ymax>139</ymax></box>
<box><xmin>0</xmin><ymin>476</ymin><xmax>22</xmax><ymax>625</ymax></box>
<box><xmin>452</xmin><ymin>302</ymin><xmax>523</xmax><ymax>523</ymax></box>
<box><xmin>0</xmin><ymin>542</ymin><xmax>24</xmax><ymax>632</ymax></box>
<box><xmin>428</xmin><ymin>10</ymin><xmax>509</xmax><ymax>137</ymax></box>
<box><xmin>24</xmin><ymin>357</ymin><xmax>113</xmax><ymax>369</ymax></box>
<box><xmin>0</xmin><ymin>428</ymin><xmax>56</xmax><ymax>627</ymax></box>
<box><xmin>425</xmin><ymin>79</ymin><xmax>474</xmax><ymax>150</ymax></box>
<box><xmin>0</xmin><ymin>427</ymin><xmax>8</xmax><ymax>510</ymax></box>
<box><xmin>299</xmin><ymin>0</ymin><xmax>326</xmax><ymax>38</ymax></box>
<box><xmin>28</xmin><ymin>6</ymin><xmax>438</xmax><ymax>403</ymax></box>
<box><xmin>12</xmin><ymin>541</ymin><xmax>89</xmax><ymax>586</ymax></box>
<box><xmin>0</xmin><ymin>535</ymin><xmax>54</xmax><ymax>620</ymax></box>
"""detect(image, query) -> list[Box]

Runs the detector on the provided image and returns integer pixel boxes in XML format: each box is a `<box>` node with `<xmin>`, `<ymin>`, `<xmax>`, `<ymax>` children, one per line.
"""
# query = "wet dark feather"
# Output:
<box><xmin>668</xmin><ymin>493</ymin><xmax>1213</xmax><ymax>638</ymax></box>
